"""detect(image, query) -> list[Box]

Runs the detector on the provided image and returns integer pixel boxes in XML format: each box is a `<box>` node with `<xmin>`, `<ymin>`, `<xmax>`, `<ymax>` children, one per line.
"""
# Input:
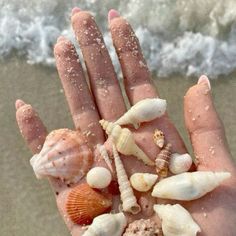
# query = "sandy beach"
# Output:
<box><xmin>0</xmin><ymin>56</ymin><xmax>235</xmax><ymax>236</ymax></box>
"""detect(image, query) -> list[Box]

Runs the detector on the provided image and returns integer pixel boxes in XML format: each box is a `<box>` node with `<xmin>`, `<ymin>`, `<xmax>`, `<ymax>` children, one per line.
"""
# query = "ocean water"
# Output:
<box><xmin>1</xmin><ymin>0</ymin><xmax>236</xmax><ymax>77</ymax></box>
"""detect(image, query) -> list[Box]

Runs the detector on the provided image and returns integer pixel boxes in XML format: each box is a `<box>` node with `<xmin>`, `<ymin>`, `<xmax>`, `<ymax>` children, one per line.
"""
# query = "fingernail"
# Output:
<box><xmin>197</xmin><ymin>75</ymin><xmax>211</xmax><ymax>90</ymax></box>
<box><xmin>71</xmin><ymin>7</ymin><xmax>81</xmax><ymax>16</ymax></box>
<box><xmin>108</xmin><ymin>9</ymin><xmax>120</xmax><ymax>23</ymax></box>
<box><xmin>15</xmin><ymin>99</ymin><xmax>26</xmax><ymax>110</ymax></box>
<box><xmin>57</xmin><ymin>36</ymin><xmax>66</xmax><ymax>43</ymax></box>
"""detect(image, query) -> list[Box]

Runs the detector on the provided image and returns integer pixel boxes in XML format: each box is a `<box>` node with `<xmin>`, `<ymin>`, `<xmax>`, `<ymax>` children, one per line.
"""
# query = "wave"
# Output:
<box><xmin>1</xmin><ymin>0</ymin><xmax>236</xmax><ymax>78</ymax></box>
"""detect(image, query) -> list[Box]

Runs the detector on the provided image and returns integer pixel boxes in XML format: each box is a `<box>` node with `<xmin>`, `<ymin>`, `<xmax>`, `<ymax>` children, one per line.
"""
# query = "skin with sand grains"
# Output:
<box><xmin>15</xmin><ymin>8</ymin><xmax>236</xmax><ymax>236</ymax></box>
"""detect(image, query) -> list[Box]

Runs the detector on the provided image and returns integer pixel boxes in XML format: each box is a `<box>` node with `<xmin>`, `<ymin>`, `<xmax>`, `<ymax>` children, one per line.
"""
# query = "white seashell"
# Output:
<box><xmin>83</xmin><ymin>212</ymin><xmax>127</xmax><ymax>236</ymax></box>
<box><xmin>97</xmin><ymin>144</ymin><xmax>113</xmax><ymax>172</ymax></box>
<box><xmin>169</xmin><ymin>153</ymin><xmax>193</xmax><ymax>174</ymax></box>
<box><xmin>113</xmin><ymin>145</ymin><xmax>141</xmax><ymax>214</ymax></box>
<box><xmin>30</xmin><ymin>129</ymin><xmax>93</xmax><ymax>182</ymax></box>
<box><xmin>154</xmin><ymin>204</ymin><xmax>201</xmax><ymax>236</ymax></box>
<box><xmin>115</xmin><ymin>98</ymin><xmax>167</xmax><ymax>129</ymax></box>
<box><xmin>100</xmin><ymin>120</ymin><xmax>154</xmax><ymax>166</ymax></box>
<box><xmin>152</xmin><ymin>171</ymin><xmax>231</xmax><ymax>200</ymax></box>
<box><xmin>130</xmin><ymin>173</ymin><xmax>158</xmax><ymax>192</ymax></box>
<box><xmin>86</xmin><ymin>167</ymin><xmax>112</xmax><ymax>189</ymax></box>
<box><xmin>153</xmin><ymin>129</ymin><xmax>165</xmax><ymax>148</ymax></box>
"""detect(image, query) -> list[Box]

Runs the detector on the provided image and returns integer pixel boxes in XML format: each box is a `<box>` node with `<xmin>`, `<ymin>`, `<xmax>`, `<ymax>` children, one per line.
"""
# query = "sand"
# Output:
<box><xmin>0</xmin><ymin>56</ymin><xmax>235</xmax><ymax>236</ymax></box>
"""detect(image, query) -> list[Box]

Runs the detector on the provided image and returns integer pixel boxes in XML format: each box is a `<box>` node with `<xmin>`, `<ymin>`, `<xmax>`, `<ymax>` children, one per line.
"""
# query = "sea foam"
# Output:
<box><xmin>1</xmin><ymin>0</ymin><xmax>236</xmax><ymax>78</ymax></box>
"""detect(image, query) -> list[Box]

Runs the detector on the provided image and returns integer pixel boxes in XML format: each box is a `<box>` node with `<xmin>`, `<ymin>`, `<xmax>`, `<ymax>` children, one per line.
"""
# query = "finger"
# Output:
<box><xmin>54</xmin><ymin>36</ymin><xmax>104</xmax><ymax>147</ymax></box>
<box><xmin>184</xmin><ymin>75</ymin><xmax>236</xmax><ymax>171</ymax></box>
<box><xmin>15</xmin><ymin>99</ymin><xmax>48</xmax><ymax>153</ymax></box>
<box><xmin>109</xmin><ymin>10</ymin><xmax>157</xmax><ymax>104</ymax></box>
<box><xmin>71</xmin><ymin>9</ymin><xmax>126</xmax><ymax>121</ymax></box>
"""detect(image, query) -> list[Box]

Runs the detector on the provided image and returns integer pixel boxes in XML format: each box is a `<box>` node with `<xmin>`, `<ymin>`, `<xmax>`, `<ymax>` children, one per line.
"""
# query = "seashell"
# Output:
<box><xmin>100</xmin><ymin>120</ymin><xmax>154</xmax><ymax>166</ymax></box>
<box><xmin>30</xmin><ymin>129</ymin><xmax>93</xmax><ymax>182</ymax></box>
<box><xmin>113</xmin><ymin>145</ymin><xmax>141</xmax><ymax>214</ymax></box>
<box><xmin>123</xmin><ymin>219</ymin><xmax>160</xmax><ymax>236</ymax></box>
<box><xmin>97</xmin><ymin>144</ymin><xmax>113</xmax><ymax>172</ymax></box>
<box><xmin>66</xmin><ymin>183</ymin><xmax>112</xmax><ymax>225</ymax></box>
<box><xmin>83</xmin><ymin>212</ymin><xmax>127</xmax><ymax>236</ymax></box>
<box><xmin>155</xmin><ymin>143</ymin><xmax>172</xmax><ymax>177</ymax></box>
<box><xmin>169</xmin><ymin>153</ymin><xmax>193</xmax><ymax>174</ymax></box>
<box><xmin>130</xmin><ymin>173</ymin><xmax>158</xmax><ymax>192</ymax></box>
<box><xmin>152</xmin><ymin>171</ymin><xmax>231</xmax><ymax>200</ymax></box>
<box><xmin>153</xmin><ymin>129</ymin><xmax>165</xmax><ymax>149</ymax></box>
<box><xmin>115</xmin><ymin>98</ymin><xmax>167</xmax><ymax>129</ymax></box>
<box><xmin>86</xmin><ymin>167</ymin><xmax>112</xmax><ymax>189</ymax></box>
<box><xmin>154</xmin><ymin>204</ymin><xmax>201</xmax><ymax>236</ymax></box>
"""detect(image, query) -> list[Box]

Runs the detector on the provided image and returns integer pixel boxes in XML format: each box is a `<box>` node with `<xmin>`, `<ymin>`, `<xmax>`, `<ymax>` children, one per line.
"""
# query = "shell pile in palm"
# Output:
<box><xmin>115</xmin><ymin>98</ymin><xmax>167</xmax><ymax>129</ymax></box>
<box><xmin>154</xmin><ymin>204</ymin><xmax>201</xmax><ymax>236</ymax></box>
<box><xmin>100</xmin><ymin>120</ymin><xmax>154</xmax><ymax>166</ymax></box>
<box><xmin>155</xmin><ymin>143</ymin><xmax>172</xmax><ymax>177</ymax></box>
<box><xmin>30</xmin><ymin>129</ymin><xmax>93</xmax><ymax>182</ymax></box>
<box><xmin>153</xmin><ymin>129</ymin><xmax>165</xmax><ymax>149</ymax></box>
<box><xmin>152</xmin><ymin>171</ymin><xmax>231</xmax><ymax>200</ymax></box>
<box><xmin>83</xmin><ymin>212</ymin><xmax>127</xmax><ymax>236</ymax></box>
<box><xmin>66</xmin><ymin>183</ymin><xmax>112</xmax><ymax>225</ymax></box>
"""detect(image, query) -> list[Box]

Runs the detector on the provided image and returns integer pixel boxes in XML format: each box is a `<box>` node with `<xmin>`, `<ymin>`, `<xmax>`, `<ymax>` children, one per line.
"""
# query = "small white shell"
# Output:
<box><xmin>115</xmin><ymin>98</ymin><xmax>167</xmax><ymax>129</ymax></box>
<box><xmin>86</xmin><ymin>167</ymin><xmax>112</xmax><ymax>189</ymax></box>
<box><xmin>154</xmin><ymin>204</ymin><xmax>201</xmax><ymax>236</ymax></box>
<box><xmin>169</xmin><ymin>153</ymin><xmax>193</xmax><ymax>174</ymax></box>
<box><xmin>130</xmin><ymin>173</ymin><xmax>158</xmax><ymax>192</ymax></box>
<box><xmin>152</xmin><ymin>171</ymin><xmax>231</xmax><ymax>200</ymax></box>
<box><xmin>97</xmin><ymin>144</ymin><xmax>113</xmax><ymax>172</ymax></box>
<box><xmin>83</xmin><ymin>212</ymin><xmax>127</xmax><ymax>236</ymax></box>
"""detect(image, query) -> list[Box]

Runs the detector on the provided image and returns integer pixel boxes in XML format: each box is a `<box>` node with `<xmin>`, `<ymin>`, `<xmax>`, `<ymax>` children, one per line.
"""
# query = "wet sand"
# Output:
<box><xmin>0</xmin><ymin>56</ymin><xmax>235</xmax><ymax>236</ymax></box>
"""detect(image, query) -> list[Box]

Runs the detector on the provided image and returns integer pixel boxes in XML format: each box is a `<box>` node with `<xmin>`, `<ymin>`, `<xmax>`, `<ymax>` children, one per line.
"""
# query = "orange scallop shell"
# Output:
<box><xmin>66</xmin><ymin>183</ymin><xmax>112</xmax><ymax>225</ymax></box>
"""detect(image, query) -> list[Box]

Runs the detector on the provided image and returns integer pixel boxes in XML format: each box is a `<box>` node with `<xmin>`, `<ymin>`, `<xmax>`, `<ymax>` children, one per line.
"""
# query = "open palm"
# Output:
<box><xmin>16</xmin><ymin>8</ymin><xmax>236</xmax><ymax>236</ymax></box>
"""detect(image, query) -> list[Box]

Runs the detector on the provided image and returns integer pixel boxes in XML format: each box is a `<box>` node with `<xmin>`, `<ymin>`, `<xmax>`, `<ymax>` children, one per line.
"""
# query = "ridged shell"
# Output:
<box><xmin>153</xmin><ymin>129</ymin><xmax>165</xmax><ymax>149</ymax></box>
<box><xmin>100</xmin><ymin>120</ymin><xmax>154</xmax><ymax>166</ymax></box>
<box><xmin>86</xmin><ymin>167</ymin><xmax>112</xmax><ymax>189</ymax></box>
<box><xmin>30</xmin><ymin>129</ymin><xmax>93</xmax><ymax>182</ymax></box>
<box><xmin>154</xmin><ymin>204</ymin><xmax>201</xmax><ymax>236</ymax></box>
<box><xmin>123</xmin><ymin>219</ymin><xmax>160</xmax><ymax>236</ymax></box>
<box><xmin>97</xmin><ymin>144</ymin><xmax>113</xmax><ymax>172</ymax></box>
<box><xmin>113</xmin><ymin>145</ymin><xmax>141</xmax><ymax>214</ymax></box>
<box><xmin>83</xmin><ymin>213</ymin><xmax>127</xmax><ymax>236</ymax></box>
<box><xmin>169</xmin><ymin>153</ymin><xmax>193</xmax><ymax>174</ymax></box>
<box><xmin>152</xmin><ymin>171</ymin><xmax>231</xmax><ymax>200</ymax></box>
<box><xmin>66</xmin><ymin>183</ymin><xmax>112</xmax><ymax>225</ymax></box>
<box><xmin>130</xmin><ymin>173</ymin><xmax>158</xmax><ymax>192</ymax></box>
<box><xmin>155</xmin><ymin>143</ymin><xmax>172</xmax><ymax>177</ymax></box>
<box><xmin>115</xmin><ymin>98</ymin><xmax>167</xmax><ymax>129</ymax></box>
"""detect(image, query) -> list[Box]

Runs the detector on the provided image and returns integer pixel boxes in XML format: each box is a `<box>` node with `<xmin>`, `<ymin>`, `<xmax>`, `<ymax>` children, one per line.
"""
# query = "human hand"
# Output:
<box><xmin>15</xmin><ymin>8</ymin><xmax>236</xmax><ymax>235</ymax></box>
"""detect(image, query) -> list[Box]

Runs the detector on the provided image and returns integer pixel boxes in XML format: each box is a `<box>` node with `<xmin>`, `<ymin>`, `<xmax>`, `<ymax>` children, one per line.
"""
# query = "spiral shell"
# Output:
<box><xmin>154</xmin><ymin>204</ymin><xmax>201</xmax><ymax>236</ymax></box>
<box><xmin>97</xmin><ymin>144</ymin><xmax>113</xmax><ymax>172</ymax></box>
<box><xmin>30</xmin><ymin>129</ymin><xmax>93</xmax><ymax>183</ymax></box>
<box><xmin>86</xmin><ymin>167</ymin><xmax>112</xmax><ymax>189</ymax></box>
<box><xmin>83</xmin><ymin>213</ymin><xmax>127</xmax><ymax>236</ymax></box>
<box><xmin>113</xmin><ymin>145</ymin><xmax>141</xmax><ymax>214</ymax></box>
<box><xmin>155</xmin><ymin>143</ymin><xmax>172</xmax><ymax>177</ymax></box>
<box><xmin>153</xmin><ymin>129</ymin><xmax>165</xmax><ymax>149</ymax></box>
<box><xmin>152</xmin><ymin>171</ymin><xmax>231</xmax><ymax>200</ymax></box>
<box><xmin>169</xmin><ymin>153</ymin><xmax>193</xmax><ymax>174</ymax></box>
<box><xmin>115</xmin><ymin>98</ymin><xmax>167</xmax><ymax>129</ymax></box>
<box><xmin>100</xmin><ymin>120</ymin><xmax>154</xmax><ymax>166</ymax></box>
<box><xmin>66</xmin><ymin>183</ymin><xmax>112</xmax><ymax>225</ymax></box>
<box><xmin>130</xmin><ymin>173</ymin><xmax>158</xmax><ymax>192</ymax></box>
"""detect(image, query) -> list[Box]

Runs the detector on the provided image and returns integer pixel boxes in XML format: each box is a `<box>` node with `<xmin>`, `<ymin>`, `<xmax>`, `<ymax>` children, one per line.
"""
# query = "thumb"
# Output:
<box><xmin>184</xmin><ymin>75</ymin><xmax>235</xmax><ymax>172</ymax></box>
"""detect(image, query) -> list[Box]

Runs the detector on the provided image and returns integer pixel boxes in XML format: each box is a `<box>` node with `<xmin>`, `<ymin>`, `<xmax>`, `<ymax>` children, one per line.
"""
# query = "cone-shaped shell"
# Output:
<box><xmin>154</xmin><ymin>204</ymin><xmax>201</xmax><ymax>236</ymax></box>
<box><xmin>169</xmin><ymin>153</ymin><xmax>193</xmax><ymax>174</ymax></box>
<box><xmin>97</xmin><ymin>144</ymin><xmax>113</xmax><ymax>172</ymax></box>
<box><xmin>113</xmin><ymin>145</ymin><xmax>141</xmax><ymax>214</ymax></box>
<box><xmin>152</xmin><ymin>171</ymin><xmax>231</xmax><ymax>200</ymax></box>
<box><xmin>30</xmin><ymin>129</ymin><xmax>93</xmax><ymax>182</ymax></box>
<box><xmin>155</xmin><ymin>143</ymin><xmax>172</xmax><ymax>177</ymax></box>
<box><xmin>100</xmin><ymin>120</ymin><xmax>154</xmax><ymax>166</ymax></box>
<box><xmin>115</xmin><ymin>98</ymin><xmax>167</xmax><ymax>129</ymax></box>
<box><xmin>130</xmin><ymin>173</ymin><xmax>158</xmax><ymax>192</ymax></box>
<box><xmin>153</xmin><ymin>129</ymin><xmax>165</xmax><ymax>149</ymax></box>
<box><xmin>83</xmin><ymin>213</ymin><xmax>127</xmax><ymax>236</ymax></box>
<box><xmin>66</xmin><ymin>183</ymin><xmax>112</xmax><ymax>225</ymax></box>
